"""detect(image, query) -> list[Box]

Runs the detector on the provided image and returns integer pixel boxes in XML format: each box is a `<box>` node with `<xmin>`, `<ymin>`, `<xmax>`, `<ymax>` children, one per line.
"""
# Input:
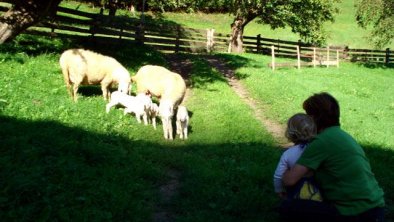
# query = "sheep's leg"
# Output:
<box><xmin>162</xmin><ymin>121</ymin><xmax>167</xmax><ymax>139</ymax></box>
<box><xmin>101</xmin><ymin>84</ymin><xmax>110</xmax><ymax>101</ymax></box>
<box><xmin>168</xmin><ymin>118</ymin><xmax>173</xmax><ymax>140</ymax></box>
<box><xmin>162</xmin><ymin>118</ymin><xmax>171</xmax><ymax>140</ymax></box>
<box><xmin>72</xmin><ymin>84</ymin><xmax>79</xmax><ymax>102</ymax></box>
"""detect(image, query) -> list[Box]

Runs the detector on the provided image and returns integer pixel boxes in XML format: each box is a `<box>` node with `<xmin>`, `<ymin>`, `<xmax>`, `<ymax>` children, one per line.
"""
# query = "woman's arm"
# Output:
<box><xmin>282</xmin><ymin>164</ymin><xmax>310</xmax><ymax>186</ymax></box>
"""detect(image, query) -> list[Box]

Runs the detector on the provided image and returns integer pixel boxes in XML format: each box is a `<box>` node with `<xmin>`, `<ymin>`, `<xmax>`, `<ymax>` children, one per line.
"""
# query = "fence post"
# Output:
<box><xmin>257</xmin><ymin>34</ymin><xmax>261</xmax><ymax>53</ymax></box>
<box><xmin>119</xmin><ymin>28</ymin><xmax>123</xmax><ymax>39</ymax></box>
<box><xmin>206</xmin><ymin>29</ymin><xmax>214</xmax><ymax>53</ymax></box>
<box><xmin>313</xmin><ymin>48</ymin><xmax>316</xmax><ymax>68</ymax></box>
<box><xmin>296</xmin><ymin>45</ymin><xmax>301</xmax><ymax>69</ymax></box>
<box><xmin>326</xmin><ymin>46</ymin><xmax>330</xmax><ymax>68</ymax></box>
<box><xmin>298</xmin><ymin>40</ymin><xmax>302</xmax><ymax>55</ymax></box>
<box><xmin>271</xmin><ymin>45</ymin><xmax>275</xmax><ymax>71</ymax></box>
<box><xmin>386</xmin><ymin>48</ymin><xmax>390</xmax><ymax>64</ymax></box>
<box><xmin>136</xmin><ymin>23</ymin><xmax>145</xmax><ymax>44</ymax></box>
<box><xmin>336</xmin><ymin>50</ymin><xmax>339</xmax><ymax>68</ymax></box>
<box><xmin>175</xmin><ymin>25</ymin><xmax>181</xmax><ymax>53</ymax></box>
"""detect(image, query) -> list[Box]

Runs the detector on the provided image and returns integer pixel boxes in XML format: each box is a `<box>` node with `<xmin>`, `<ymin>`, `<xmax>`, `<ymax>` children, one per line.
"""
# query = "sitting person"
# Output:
<box><xmin>281</xmin><ymin>92</ymin><xmax>385</xmax><ymax>222</ymax></box>
<box><xmin>273</xmin><ymin>113</ymin><xmax>322</xmax><ymax>201</ymax></box>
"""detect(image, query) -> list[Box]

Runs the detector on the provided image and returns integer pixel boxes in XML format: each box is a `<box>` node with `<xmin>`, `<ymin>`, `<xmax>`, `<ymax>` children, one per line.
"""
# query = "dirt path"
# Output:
<box><xmin>203</xmin><ymin>55</ymin><xmax>290</xmax><ymax>147</ymax></box>
<box><xmin>152</xmin><ymin>54</ymin><xmax>290</xmax><ymax>222</ymax></box>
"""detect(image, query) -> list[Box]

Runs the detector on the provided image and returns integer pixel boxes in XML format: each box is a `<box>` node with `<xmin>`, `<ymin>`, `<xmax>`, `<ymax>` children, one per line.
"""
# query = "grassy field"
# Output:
<box><xmin>0</xmin><ymin>35</ymin><xmax>281</xmax><ymax>221</ymax></box>
<box><xmin>0</xmin><ymin>1</ymin><xmax>393</xmax><ymax>221</ymax></box>
<box><xmin>1</xmin><ymin>32</ymin><xmax>393</xmax><ymax>221</ymax></box>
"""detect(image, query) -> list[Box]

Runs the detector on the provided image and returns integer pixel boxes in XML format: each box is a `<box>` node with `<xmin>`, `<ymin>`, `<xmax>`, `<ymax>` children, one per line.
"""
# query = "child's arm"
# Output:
<box><xmin>273</xmin><ymin>152</ymin><xmax>290</xmax><ymax>195</ymax></box>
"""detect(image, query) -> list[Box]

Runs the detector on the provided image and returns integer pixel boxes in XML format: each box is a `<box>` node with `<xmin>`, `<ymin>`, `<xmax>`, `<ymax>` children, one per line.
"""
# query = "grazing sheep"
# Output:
<box><xmin>148</xmin><ymin>102</ymin><xmax>159</xmax><ymax>130</ymax></box>
<box><xmin>176</xmin><ymin>105</ymin><xmax>189</xmax><ymax>140</ymax></box>
<box><xmin>59</xmin><ymin>48</ymin><xmax>131</xmax><ymax>102</ymax></box>
<box><xmin>106</xmin><ymin>91</ymin><xmax>151</xmax><ymax>125</ymax></box>
<box><xmin>131</xmin><ymin>65</ymin><xmax>186</xmax><ymax>140</ymax></box>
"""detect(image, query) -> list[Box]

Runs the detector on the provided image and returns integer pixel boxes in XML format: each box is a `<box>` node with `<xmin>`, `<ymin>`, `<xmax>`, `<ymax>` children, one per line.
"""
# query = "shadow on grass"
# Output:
<box><xmin>0</xmin><ymin>115</ymin><xmax>280</xmax><ymax>221</ymax></box>
<box><xmin>362</xmin><ymin>144</ymin><xmax>394</xmax><ymax>219</ymax></box>
<box><xmin>0</xmin><ymin>34</ymin><xmax>167</xmax><ymax>74</ymax></box>
<box><xmin>355</xmin><ymin>62</ymin><xmax>394</xmax><ymax>69</ymax></box>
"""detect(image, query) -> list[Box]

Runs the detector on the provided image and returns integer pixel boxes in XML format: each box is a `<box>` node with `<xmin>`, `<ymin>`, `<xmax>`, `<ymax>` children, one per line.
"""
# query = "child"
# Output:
<box><xmin>273</xmin><ymin>113</ymin><xmax>322</xmax><ymax>201</ymax></box>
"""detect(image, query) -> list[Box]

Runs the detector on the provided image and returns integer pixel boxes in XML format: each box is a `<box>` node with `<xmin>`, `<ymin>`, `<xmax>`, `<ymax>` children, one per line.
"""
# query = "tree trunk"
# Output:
<box><xmin>230</xmin><ymin>18</ymin><xmax>244</xmax><ymax>53</ymax></box>
<box><xmin>0</xmin><ymin>0</ymin><xmax>62</xmax><ymax>44</ymax></box>
<box><xmin>108</xmin><ymin>0</ymin><xmax>118</xmax><ymax>17</ymax></box>
<box><xmin>229</xmin><ymin>13</ymin><xmax>257</xmax><ymax>53</ymax></box>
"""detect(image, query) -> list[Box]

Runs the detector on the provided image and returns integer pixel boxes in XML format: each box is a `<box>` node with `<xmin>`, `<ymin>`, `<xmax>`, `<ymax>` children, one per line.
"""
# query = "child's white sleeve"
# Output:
<box><xmin>273</xmin><ymin>152</ymin><xmax>289</xmax><ymax>193</ymax></box>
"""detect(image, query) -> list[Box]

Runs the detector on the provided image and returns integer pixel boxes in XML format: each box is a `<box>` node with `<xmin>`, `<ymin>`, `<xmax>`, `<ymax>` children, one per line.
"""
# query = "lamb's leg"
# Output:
<box><xmin>142</xmin><ymin>113</ymin><xmax>148</xmax><ymax>125</ymax></box>
<box><xmin>136</xmin><ymin>113</ymin><xmax>142</xmax><ymax>123</ymax></box>
<box><xmin>183</xmin><ymin>122</ymin><xmax>188</xmax><ymax>139</ymax></box>
<box><xmin>176</xmin><ymin>120</ymin><xmax>181</xmax><ymax>135</ymax></box>
<box><xmin>106</xmin><ymin>101</ymin><xmax>117</xmax><ymax>113</ymax></box>
<box><xmin>151</xmin><ymin>116</ymin><xmax>157</xmax><ymax>130</ymax></box>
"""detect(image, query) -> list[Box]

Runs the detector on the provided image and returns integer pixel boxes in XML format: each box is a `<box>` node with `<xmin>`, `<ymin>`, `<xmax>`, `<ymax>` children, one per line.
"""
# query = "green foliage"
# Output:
<box><xmin>355</xmin><ymin>0</ymin><xmax>394</xmax><ymax>48</ymax></box>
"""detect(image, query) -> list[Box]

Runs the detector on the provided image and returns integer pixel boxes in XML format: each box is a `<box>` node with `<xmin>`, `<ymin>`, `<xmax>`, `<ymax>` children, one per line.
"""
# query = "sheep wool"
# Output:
<box><xmin>59</xmin><ymin>48</ymin><xmax>131</xmax><ymax>102</ymax></box>
<box><xmin>132</xmin><ymin>65</ymin><xmax>187</xmax><ymax>140</ymax></box>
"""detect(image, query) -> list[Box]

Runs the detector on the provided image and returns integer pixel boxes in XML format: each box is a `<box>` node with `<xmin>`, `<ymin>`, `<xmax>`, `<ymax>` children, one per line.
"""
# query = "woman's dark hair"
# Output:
<box><xmin>302</xmin><ymin>92</ymin><xmax>340</xmax><ymax>131</ymax></box>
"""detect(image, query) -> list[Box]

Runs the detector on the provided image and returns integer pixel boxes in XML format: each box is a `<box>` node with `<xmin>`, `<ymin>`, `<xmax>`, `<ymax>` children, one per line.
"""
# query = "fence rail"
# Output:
<box><xmin>0</xmin><ymin>5</ymin><xmax>392</xmax><ymax>64</ymax></box>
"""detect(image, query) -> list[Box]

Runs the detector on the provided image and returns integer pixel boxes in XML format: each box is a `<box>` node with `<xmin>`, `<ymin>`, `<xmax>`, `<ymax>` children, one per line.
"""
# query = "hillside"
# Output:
<box><xmin>132</xmin><ymin>0</ymin><xmax>393</xmax><ymax>49</ymax></box>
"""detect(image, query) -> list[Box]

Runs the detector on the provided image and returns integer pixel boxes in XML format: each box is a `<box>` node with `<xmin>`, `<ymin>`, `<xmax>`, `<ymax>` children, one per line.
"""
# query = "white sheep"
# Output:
<box><xmin>131</xmin><ymin>65</ymin><xmax>186</xmax><ymax>140</ymax></box>
<box><xmin>176</xmin><ymin>105</ymin><xmax>189</xmax><ymax>140</ymax></box>
<box><xmin>106</xmin><ymin>91</ymin><xmax>152</xmax><ymax>125</ymax></box>
<box><xmin>59</xmin><ymin>48</ymin><xmax>131</xmax><ymax>102</ymax></box>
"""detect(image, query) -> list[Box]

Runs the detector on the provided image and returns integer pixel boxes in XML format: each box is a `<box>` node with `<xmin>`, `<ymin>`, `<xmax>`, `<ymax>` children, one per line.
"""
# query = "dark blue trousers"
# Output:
<box><xmin>277</xmin><ymin>199</ymin><xmax>384</xmax><ymax>222</ymax></box>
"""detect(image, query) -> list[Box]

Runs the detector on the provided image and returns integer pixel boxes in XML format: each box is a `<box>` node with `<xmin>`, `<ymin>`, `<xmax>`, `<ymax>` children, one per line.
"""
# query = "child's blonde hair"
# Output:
<box><xmin>285</xmin><ymin>113</ymin><xmax>317</xmax><ymax>144</ymax></box>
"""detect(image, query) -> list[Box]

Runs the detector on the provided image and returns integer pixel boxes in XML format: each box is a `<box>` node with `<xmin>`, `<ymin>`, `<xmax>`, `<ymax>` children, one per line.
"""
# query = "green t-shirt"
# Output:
<box><xmin>297</xmin><ymin>126</ymin><xmax>385</xmax><ymax>216</ymax></box>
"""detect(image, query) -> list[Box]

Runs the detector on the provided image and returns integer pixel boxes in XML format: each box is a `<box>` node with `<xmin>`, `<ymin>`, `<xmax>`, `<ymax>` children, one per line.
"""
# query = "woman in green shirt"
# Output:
<box><xmin>280</xmin><ymin>92</ymin><xmax>385</xmax><ymax>222</ymax></box>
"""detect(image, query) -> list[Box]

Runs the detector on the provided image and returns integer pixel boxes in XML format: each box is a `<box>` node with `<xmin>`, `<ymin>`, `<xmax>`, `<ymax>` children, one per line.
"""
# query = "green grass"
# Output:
<box><xmin>217</xmin><ymin>52</ymin><xmax>394</xmax><ymax>220</ymax></box>
<box><xmin>0</xmin><ymin>1</ymin><xmax>393</xmax><ymax>220</ymax></box>
<box><xmin>0</xmin><ymin>35</ymin><xmax>282</xmax><ymax>221</ymax></box>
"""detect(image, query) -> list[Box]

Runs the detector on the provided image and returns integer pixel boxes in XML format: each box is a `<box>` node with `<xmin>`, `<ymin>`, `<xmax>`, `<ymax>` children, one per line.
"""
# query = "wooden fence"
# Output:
<box><xmin>243</xmin><ymin>35</ymin><xmax>392</xmax><ymax>64</ymax></box>
<box><xmin>0</xmin><ymin>4</ymin><xmax>392</xmax><ymax>64</ymax></box>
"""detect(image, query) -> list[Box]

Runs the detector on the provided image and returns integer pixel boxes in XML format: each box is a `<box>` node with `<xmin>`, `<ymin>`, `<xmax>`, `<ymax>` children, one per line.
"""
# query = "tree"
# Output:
<box><xmin>355</xmin><ymin>0</ymin><xmax>394</xmax><ymax>48</ymax></box>
<box><xmin>0</xmin><ymin>0</ymin><xmax>62</xmax><ymax>43</ymax></box>
<box><xmin>226</xmin><ymin>0</ymin><xmax>339</xmax><ymax>53</ymax></box>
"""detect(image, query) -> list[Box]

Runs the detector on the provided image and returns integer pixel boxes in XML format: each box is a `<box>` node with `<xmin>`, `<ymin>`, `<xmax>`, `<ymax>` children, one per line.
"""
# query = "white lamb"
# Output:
<box><xmin>59</xmin><ymin>48</ymin><xmax>131</xmax><ymax>102</ymax></box>
<box><xmin>176</xmin><ymin>105</ymin><xmax>189</xmax><ymax>140</ymax></box>
<box><xmin>148</xmin><ymin>102</ymin><xmax>159</xmax><ymax>130</ymax></box>
<box><xmin>131</xmin><ymin>65</ymin><xmax>186</xmax><ymax>140</ymax></box>
<box><xmin>106</xmin><ymin>91</ymin><xmax>152</xmax><ymax>125</ymax></box>
<box><xmin>159</xmin><ymin>100</ymin><xmax>175</xmax><ymax>140</ymax></box>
